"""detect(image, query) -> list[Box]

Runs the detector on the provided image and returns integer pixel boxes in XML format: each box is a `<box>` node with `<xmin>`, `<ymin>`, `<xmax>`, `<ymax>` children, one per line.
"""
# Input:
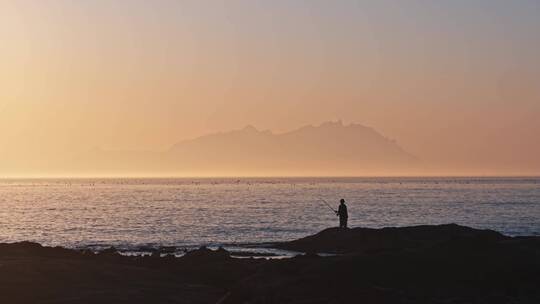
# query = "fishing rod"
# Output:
<box><xmin>320</xmin><ymin>199</ymin><xmax>338</xmax><ymax>215</ymax></box>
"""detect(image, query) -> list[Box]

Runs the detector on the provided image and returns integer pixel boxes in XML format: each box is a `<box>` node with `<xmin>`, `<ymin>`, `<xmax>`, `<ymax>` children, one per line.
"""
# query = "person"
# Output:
<box><xmin>337</xmin><ymin>199</ymin><xmax>348</xmax><ymax>228</ymax></box>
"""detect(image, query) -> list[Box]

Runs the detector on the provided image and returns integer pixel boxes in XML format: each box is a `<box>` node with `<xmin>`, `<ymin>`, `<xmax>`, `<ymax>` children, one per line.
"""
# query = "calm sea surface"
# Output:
<box><xmin>1</xmin><ymin>178</ymin><xmax>539</xmax><ymax>252</ymax></box>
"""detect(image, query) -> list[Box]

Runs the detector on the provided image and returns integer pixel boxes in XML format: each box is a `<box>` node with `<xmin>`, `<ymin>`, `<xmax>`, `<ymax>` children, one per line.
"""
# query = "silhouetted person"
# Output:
<box><xmin>337</xmin><ymin>199</ymin><xmax>348</xmax><ymax>228</ymax></box>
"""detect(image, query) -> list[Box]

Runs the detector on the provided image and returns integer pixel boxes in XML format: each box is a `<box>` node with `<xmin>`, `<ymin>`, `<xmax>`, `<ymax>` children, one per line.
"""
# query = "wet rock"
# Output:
<box><xmin>229</xmin><ymin>251</ymin><xmax>278</xmax><ymax>258</ymax></box>
<box><xmin>182</xmin><ymin>246</ymin><xmax>231</xmax><ymax>261</ymax></box>
<box><xmin>158</xmin><ymin>246</ymin><xmax>177</xmax><ymax>254</ymax></box>
<box><xmin>98</xmin><ymin>246</ymin><xmax>121</xmax><ymax>257</ymax></box>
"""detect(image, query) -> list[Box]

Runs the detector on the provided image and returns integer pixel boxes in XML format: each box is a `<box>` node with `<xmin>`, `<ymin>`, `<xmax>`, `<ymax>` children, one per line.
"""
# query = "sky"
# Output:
<box><xmin>1</xmin><ymin>0</ymin><xmax>539</xmax><ymax>176</ymax></box>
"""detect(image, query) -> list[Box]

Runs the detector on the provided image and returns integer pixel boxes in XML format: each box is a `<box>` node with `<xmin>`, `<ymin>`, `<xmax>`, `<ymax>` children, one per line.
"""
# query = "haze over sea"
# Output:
<box><xmin>1</xmin><ymin>177</ymin><xmax>539</xmax><ymax>253</ymax></box>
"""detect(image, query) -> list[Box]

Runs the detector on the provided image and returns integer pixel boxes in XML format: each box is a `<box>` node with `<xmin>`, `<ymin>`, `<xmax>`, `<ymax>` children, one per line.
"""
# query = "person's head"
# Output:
<box><xmin>340</xmin><ymin>199</ymin><xmax>345</xmax><ymax>204</ymax></box>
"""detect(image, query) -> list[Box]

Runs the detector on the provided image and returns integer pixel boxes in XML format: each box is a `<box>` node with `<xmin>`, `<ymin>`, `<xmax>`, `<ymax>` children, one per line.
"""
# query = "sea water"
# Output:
<box><xmin>0</xmin><ymin>177</ymin><xmax>539</xmax><ymax>253</ymax></box>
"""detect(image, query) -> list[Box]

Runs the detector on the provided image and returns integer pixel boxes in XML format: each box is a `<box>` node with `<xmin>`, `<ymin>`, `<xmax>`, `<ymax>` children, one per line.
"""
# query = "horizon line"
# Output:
<box><xmin>1</xmin><ymin>174</ymin><xmax>539</xmax><ymax>180</ymax></box>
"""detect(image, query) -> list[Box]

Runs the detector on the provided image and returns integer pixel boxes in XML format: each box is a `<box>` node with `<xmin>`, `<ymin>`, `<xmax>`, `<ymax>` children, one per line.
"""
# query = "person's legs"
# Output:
<box><xmin>339</xmin><ymin>217</ymin><xmax>347</xmax><ymax>228</ymax></box>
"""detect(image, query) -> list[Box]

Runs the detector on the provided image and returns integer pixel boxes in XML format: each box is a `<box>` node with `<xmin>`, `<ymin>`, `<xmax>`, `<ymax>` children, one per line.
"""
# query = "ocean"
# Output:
<box><xmin>1</xmin><ymin>177</ymin><xmax>539</xmax><ymax>254</ymax></box>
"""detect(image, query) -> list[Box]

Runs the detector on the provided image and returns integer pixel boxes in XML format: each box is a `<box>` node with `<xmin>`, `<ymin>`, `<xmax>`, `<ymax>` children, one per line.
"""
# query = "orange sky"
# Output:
<box><xmin>1</xmin><ymin>1</ymin><xmax>539</xmax><ymax>176</ymax></box>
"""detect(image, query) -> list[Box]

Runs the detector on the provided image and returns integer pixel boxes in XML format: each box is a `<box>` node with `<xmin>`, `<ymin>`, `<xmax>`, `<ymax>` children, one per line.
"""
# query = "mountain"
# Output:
<box><xmin>167</xmin><ymin>121</ymin><xmax>417</xmax><ymax>175</ymax></box>
<box><xmin>6</xmin><ymin>121</ymin><xmax>418</xmax><ymax>176</ymax></box>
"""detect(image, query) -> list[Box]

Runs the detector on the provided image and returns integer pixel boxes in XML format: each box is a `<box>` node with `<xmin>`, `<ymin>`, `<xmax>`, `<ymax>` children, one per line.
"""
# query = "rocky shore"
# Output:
<box><xmin>1</xmin><ymin>224</ymin><xmax>539</xmax><ymax>303</ymax></box>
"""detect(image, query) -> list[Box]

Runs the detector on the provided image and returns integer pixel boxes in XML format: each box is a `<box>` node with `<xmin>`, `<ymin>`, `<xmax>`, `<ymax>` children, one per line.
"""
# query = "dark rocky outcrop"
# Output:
<box><xmin>1</xmin><ymin>225</ymin><xmax>539</xmax><ymax>304</ymax></box>
<box><xmin>275</xmin><ymin>223</ymin><xmax>507</xmax><ymax>254</ymax></box>
<box><xmin>225</xmin><ymin>224</ymin><xmax>539</xmax><ymax>304</ymax></box>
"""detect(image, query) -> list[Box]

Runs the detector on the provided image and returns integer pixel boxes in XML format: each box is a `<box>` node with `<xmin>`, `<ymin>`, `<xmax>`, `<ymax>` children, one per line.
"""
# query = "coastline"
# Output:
<box><xmin>1</xmin><ymin>224</ymin><xmax>539</xmax><ymax>303</ymax></box>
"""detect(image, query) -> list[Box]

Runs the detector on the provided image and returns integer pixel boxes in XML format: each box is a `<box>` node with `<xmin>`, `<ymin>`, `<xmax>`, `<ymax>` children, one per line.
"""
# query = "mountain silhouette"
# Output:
<box><xmin>166</xmin><ymin>121</ymin><xmax>417</xmax><ymax>175</ymax></box>
<box><xmin>5</xmin><ymin>121</ymin><xmax>418</xmax><ymax>176</ymax></box>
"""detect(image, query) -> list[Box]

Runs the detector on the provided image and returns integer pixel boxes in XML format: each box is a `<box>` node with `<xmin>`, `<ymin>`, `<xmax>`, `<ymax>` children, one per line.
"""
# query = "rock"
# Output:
<box><xmin>98</xmin><ymin>246</ymin><xmax>121</xmax><ymax>257</ymax></box>
<box><xmin>182</xmin><ymin>246</ymin><xmax>231</xmax><ymax>261</ymax></box>
<box><xmin>1</xmin><ymin>225</ymin><xmax>539</xmax><ymax>304</ymax></box>
<box><xmin>276</xmin><ymin>223</ymin><xmax>507</xmax><ymax>254</ymax></box>
<box><xmin>224</xmin><ymin>225</ymin><xmax>539</xmax><ymax>304</ymax></box>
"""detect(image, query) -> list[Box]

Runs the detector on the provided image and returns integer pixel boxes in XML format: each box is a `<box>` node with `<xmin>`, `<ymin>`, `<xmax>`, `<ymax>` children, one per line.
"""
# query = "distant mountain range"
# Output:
<box><xmin>72</xmin><ymin>121</ymin><xmax>419</xmax><ymax>176</ymax></box>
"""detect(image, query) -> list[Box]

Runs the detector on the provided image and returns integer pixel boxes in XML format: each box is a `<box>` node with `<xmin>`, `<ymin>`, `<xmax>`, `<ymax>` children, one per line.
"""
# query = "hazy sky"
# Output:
<box><xmin>1</xmin><ymin>1</ymin><xmax>539</xmax><ymax>175</ymax></box>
